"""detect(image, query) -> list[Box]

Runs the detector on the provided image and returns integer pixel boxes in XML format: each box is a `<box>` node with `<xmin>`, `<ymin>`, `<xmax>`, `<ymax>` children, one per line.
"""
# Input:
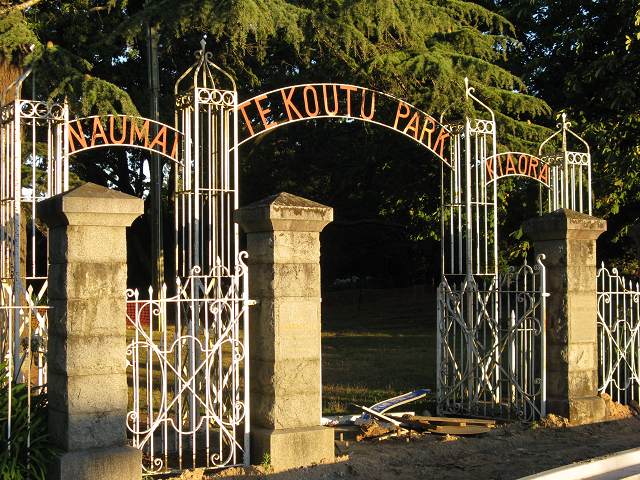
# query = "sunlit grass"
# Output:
<box><xmin>321</xmin><ymin>302</ymin><xmax>438</xmax><ymax>415</ymax></box>
<box><xmin>126</xmin><ymin>300</ymin><xmax>439</xmax><ymax>418</ymax></box>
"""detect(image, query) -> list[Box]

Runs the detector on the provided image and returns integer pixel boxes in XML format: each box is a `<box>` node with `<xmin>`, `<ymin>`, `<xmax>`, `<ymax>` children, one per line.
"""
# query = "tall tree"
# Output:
<box><xmin>480</xmin><ymin>0</ymin><xmax>640</xmax><ymax>272</ymax></box>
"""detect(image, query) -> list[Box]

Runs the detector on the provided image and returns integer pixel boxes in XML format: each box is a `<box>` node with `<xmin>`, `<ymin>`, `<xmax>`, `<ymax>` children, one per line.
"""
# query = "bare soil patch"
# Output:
<box><xmin>194</xmin><ymin>406</ymin><xmax>640</xmax><ymax>480</ymax></box>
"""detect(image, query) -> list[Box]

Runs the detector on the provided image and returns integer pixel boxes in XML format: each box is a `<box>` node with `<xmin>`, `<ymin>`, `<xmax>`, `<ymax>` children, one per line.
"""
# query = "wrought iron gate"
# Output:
<box><xmin>1</xmin><ymin>64</ymin><xmax>66</xmax><ymax>392</ymax></box>
<box><xmin>436</xmin><ymin>81</ymin><xmax>592</xmax><ymax>422</ymax></box>
<box><xmin>597</xmin><ymin>264</ymin><xmax>640</xmax><ymax>405</ymax></box>
<box><xmin>127</xmin><ymin>259</ymin><xmax>251</xmax><ymax>473</ymax></box>
<box><xmin>437</xmin><ymin>256</ymin><xmax>547</xmax><ymax>421</ymax></box>
<box><xmin>126</xmin><ymin>42</ymin><xmax>249</xmax><ymax>473</ymax></box>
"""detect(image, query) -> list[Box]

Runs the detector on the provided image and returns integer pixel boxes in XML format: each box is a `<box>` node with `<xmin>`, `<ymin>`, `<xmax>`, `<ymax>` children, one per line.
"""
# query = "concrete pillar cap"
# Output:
<box><xmin>235</xmin><ymin>192</ymin><xmax>333</xmax><ymax>233</ymax></box>
<box><xmin>36</xmin><ymin>182</ymin><xmax>144</xmax><ymax>228</ymax></box>
<box><xmin>522</xmin><ymin>208</ymin><xmax>606</xmax><ymax>241</ymax></box>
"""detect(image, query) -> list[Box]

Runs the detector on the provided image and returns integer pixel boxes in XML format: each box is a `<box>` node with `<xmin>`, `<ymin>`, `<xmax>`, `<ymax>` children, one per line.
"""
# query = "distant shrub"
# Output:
<box><xmin>0</xmin><ymin>363</ymin><xmax>57</xmax><ymax>480</ymax></box>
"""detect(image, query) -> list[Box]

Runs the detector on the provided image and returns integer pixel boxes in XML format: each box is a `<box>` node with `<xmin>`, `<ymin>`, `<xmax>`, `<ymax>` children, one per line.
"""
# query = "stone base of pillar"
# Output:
<box><xmin>547</xmin><ymin>396</ymin><xmax>607</xmax><ymax>425</ymax></box>
<box><xmin>47</xmin><ymin>446</ymin><xmax>141</xmax><ymax>480</ymax></box>
<box><xmin>251</xmin><ymin>425</ymin><xmax>335</xmax><ymax>470</ymax></box>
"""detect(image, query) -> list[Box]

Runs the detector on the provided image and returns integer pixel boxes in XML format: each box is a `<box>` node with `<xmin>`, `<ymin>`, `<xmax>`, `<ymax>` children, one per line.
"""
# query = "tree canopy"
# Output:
<box><xmin>2</xmin><ymin>0</ymin><xmax>597</xmax><ymax>286</ymax></box>
<box><xmin>479</xmin><ymin>0</ymin><xmax>640</xmax><ymax>273</ymax></box>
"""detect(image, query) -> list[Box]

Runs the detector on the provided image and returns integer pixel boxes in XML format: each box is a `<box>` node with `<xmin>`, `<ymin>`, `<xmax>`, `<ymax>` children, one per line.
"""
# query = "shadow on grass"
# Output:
<box><xmin>322</xmin><ymin>302</ymin><xmax>438</xmax><ymax>415</ymax></box>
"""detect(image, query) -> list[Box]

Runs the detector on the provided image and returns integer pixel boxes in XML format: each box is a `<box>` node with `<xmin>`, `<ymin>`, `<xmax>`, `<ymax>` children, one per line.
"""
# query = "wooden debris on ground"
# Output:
<box><xmin>351</xmin><ymin>403</ymin><xmax>495</xmax><ymax>439</ymax></box>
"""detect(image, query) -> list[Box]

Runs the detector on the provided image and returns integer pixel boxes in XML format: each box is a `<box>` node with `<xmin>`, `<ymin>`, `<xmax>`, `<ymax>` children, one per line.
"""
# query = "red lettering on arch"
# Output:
<box><xmin>518</xmin><ymin>154</ymin><xmax>528</xmax><ymax>175</ymax></box>
<box><xmin>538</xmin><ymin>162</ymin><xmax>549</xmax><ymax>184</ymax></box>
<box><xmin>130</xmin><ymin>119</ymin><xmax>150</xmax><ymax>147</ymax></box>
<box><xmin>393</xmin><ymin>102</ymin><xmax>411</xmax><ymax>129</ymax></box>
<box><xmin>282</xmin><ymin>87</ymin><xmax>304</xmax><ymax>121</ymax></box>
<box><xmin>238</xmin><ymin>100</ymin><xmax>256</xmax><ymax>136</ymax></box>
<box><xmin>254</xmin><ymin>94</ymin><xmax>278</xmax><ymax>130</ymax></box>
<box><xmin>340</xmin><ymin>85</ymin><xmax>357</xmax><ymax>116</ymax></box>
<box><xmin>403</xmin><ymin>112</ymin><xmax>421</xmax><ymax>139</ymax></box>
<box><xmin>170</xmin><ymin>133</ymin><xmax>179</xmax><ymax>160</ymax></box>
<box><xmin>109</xmin><ymin>115</ymin><xmax>127</xmax><ymax>144</ymax></box>
<box><xmin>527</xmin><ymin>156</ymin><xmax>539</xmax><ymax>178</ymax></box>
<box><xmin>486</xmin><ymin>156</ymin><xmax>495</xmax><ymax>181</ymax></box>
<box><xmin>149</xmin><ymin>126</ymin><xmax>168</xmax><ymax>154</ymax></box>
<box><xmin>68</xmin><ymin>120</ymin><xmax>88</xmax><ymax>152</ymax></box>
<box><xmin>419</xmin><ymin>116</ymin><xmax>436</xmax><ymax>147</ymax></box>
<box><xmin>360</xmin><ymin>89</ymin><xmax>375</xmax><ymax>120</ymax></box>
<box><xmin>323</xmin><ymin>85</ymin><xmax>339</xmax><ymax>116</ymax></box>
<box><xmin>91</xmin><ymin>117</ymin><xmax>109</xmax><ymax>147</ymax></box>
<box><xmin>433</xmin><ymin>127</ymin><xmax>450</xmax><ymax>162</ymax></box>
<box><xmin>505</xmin><ymin>153</ymin><xmax>517</xmax><ymax>175</ymax></box>
<box><xmin>303</xmin><ymin>86</ymin><xmax>319</xmax><ymax>116</ymax></box>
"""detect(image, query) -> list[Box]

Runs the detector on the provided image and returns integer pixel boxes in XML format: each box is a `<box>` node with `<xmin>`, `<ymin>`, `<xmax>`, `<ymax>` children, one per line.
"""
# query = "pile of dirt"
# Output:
<box><xmin>539</xmin><ymin>413</ymin><xmax>570</xmax><ymax>428</ymax></box>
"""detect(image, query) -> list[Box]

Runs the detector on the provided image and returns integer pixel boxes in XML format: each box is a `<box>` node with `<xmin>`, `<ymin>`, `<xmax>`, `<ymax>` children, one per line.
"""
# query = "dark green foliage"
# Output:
<box><xmin>479</xmin><ymin>0</ymin><xmax>640</xmax><ymax>272</ymax></box>
<box><xmin>0</xmin><ymin>363</ymin><xmax>57</xmax><ymax>480</ymax></box>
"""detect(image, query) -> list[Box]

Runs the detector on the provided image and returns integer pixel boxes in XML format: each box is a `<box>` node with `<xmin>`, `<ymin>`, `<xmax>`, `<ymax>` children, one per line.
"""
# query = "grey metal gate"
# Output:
<box><xmin>437</xmin><ymin>256</ymin><xmax>547</xmax><ymax>421</ymax></box>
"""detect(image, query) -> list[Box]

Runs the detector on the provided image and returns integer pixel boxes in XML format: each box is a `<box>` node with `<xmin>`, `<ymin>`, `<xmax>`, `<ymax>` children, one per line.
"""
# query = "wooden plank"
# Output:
<box><xmin>427</xmin><ymin>424</ymin><xmax>491</xmax><ymax>435</ymax></box>
<box><xmin>408</xmin><ymin>415</ymin><xmax>496</xmax><ymax>426</ymax></box>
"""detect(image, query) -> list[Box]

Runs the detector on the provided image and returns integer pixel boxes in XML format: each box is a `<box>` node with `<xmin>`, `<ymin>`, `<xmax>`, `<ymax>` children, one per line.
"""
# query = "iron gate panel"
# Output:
<box><xmin>126</xmin><ymin>256</ymin><xmax>251</xmax><ymax>474</ymax></box>
<box><xmin>437</xmin><ymin>255</ymin><xmax>547</xmax><ymax>422</ymax></box>
<box><xmin>597</xmin><ymin>264</ymin><xmax>640</xmax><ymax>405</ymax></box>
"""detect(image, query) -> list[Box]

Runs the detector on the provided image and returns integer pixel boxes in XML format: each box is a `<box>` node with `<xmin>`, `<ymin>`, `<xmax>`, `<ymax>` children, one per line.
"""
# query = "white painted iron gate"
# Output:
<box><xmin>437</xmin><ymin>85</ymin><xmax>591</xmax><ymax>422</ymax></box>
<box><xmin>597</xmin><ymin>264</ymin><xmax>640</xmax><ymax>405</ymax></box>
<box><xmin>126</xmin><ymin>260</ymin><xmax>250</xmax><ymax>472</ymax></box>
<box><xmin>126</xmin><ymin>42</ymin><xmax>250</xmax><ymax>473</ymax></box>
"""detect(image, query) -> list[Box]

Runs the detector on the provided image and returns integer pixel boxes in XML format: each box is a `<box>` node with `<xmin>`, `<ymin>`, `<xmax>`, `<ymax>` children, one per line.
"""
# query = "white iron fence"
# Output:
<box><xmin>437</xmin><ymin>255</ymin><xmax>547</xmax><ymax>422</ymax></box>
<box><xmin>597</xmin><ymin>264</ymin><xmax>640</xmax><ymax>405</ymax></box>
<box><xmin>126</xmin><ymin>256</ymin><xmax>251</xmax><ymax>474</ymax></box>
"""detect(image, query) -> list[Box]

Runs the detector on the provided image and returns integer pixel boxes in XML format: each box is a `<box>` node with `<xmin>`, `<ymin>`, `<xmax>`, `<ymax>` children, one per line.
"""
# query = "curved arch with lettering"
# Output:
<box><xmin>236</xmin><ymin>83</ymin><xmax>452</xmax><ymax>167</ymax></box>
<box><xmin>485</xmin><ymin>153</ymin><xmax>550</xmax><ymax>187</ymax></box>
<box><xmin>66</xmin><ymin>115</ymin><xmax>182</xmax><ymax>162</ymax></box>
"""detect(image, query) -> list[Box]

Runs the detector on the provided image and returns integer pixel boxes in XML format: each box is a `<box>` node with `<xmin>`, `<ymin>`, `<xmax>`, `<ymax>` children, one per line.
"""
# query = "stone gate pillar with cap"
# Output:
<box><xmin>235</xmin><ymin>192</ymin><xmax>335</xmax><ymax>471</ymax></box>
<box><xmin>522</xmin><ymin>208</ymin><xmax>607</xmax><ymax>425</ymax></box>
<box><xmin>37</xmin><ymin>183</ymin><xmax>143</xmax><ymax>480</ymax></box>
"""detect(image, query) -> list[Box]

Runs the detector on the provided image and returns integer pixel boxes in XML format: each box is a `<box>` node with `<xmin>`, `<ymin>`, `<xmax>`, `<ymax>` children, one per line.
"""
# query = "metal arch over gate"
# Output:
<box><xmin>1</xmin><ymin>40</ymin><xmax>597</xmax><ymax>474</ymax></box>
<box><xmin>236</xmin><ymin>83</ymin><xmax>453</xmax><ymax>165</ymax></box>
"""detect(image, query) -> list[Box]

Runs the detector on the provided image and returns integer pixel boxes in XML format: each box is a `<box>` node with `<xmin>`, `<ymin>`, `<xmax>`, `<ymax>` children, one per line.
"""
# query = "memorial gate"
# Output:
<box><xmin>2</xmin><ymin>41</ymin><xmax>635</xmax><ymax>476</ymax></box>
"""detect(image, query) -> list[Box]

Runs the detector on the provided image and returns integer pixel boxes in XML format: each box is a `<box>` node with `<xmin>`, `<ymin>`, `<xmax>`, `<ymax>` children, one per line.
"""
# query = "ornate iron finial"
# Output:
<box><xmin>175</xmin><ymin>39</ymin><xmax>236</xmax><ymax>97</ymax></box>
<box><xmin>557</xmin><ymin>112</ymin><xmax>572</xmax><ymax>130</ymax></box>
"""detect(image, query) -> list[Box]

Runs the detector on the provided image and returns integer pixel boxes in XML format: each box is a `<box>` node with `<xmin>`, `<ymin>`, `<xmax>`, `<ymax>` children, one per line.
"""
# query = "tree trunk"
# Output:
<box><xmin>0</xmin><ymin>51</ymin><xmax>23</xmax><ymax>103</ymax></box>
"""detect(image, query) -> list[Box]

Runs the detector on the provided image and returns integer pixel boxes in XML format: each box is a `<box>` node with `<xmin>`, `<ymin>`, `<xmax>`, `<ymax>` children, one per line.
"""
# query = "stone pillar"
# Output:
<box><xmin>522</xmin><ymin>209</ymin><xmax>607</xmax><ymax>425</ymax></box>
<box><xmin>37</xmin><ymin>183</ymin><xmax>143</xmax><ymax>480</ymax></box>
<box><xmin>235</xmin><ymin>192</ymin><xmax>334</xmax><ymax>471</ymax></box>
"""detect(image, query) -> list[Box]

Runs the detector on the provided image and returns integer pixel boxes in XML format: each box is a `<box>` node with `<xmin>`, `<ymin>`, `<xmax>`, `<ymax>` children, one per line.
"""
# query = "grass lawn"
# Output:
<box><xmin>321</xmin><ymin>301</ymin><xmax>438</xmax><ymax>416</ymax></box>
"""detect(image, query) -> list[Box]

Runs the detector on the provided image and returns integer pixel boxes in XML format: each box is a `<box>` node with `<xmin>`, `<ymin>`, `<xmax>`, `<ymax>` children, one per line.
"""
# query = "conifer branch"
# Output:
<box><xmin>0</xmin><ymin>0</ymin><xmax>43</xmax><ymax>16</ymax></box>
